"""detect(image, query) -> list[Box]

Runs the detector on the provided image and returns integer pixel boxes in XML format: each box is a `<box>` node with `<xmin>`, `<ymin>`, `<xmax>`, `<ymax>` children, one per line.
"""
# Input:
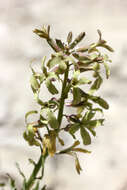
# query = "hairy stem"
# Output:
<box><xmin>57</xmin><ymin>63</ymin><xmax>69</xmax><ymax>129</ymax></box>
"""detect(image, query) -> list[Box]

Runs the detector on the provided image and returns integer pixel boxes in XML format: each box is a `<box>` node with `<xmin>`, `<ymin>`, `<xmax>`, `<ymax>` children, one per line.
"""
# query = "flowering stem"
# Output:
<box><xmin>57</xmin><ymin>63</ymin><xmax>69</xmax><ymax>129</ymax></box>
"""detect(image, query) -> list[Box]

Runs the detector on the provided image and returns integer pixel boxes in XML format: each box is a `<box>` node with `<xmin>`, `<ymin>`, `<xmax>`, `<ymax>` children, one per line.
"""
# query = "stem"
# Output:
<box><xmin>57</xmin><ymin>63</ymin><xmax>69</xmax><ymax>129</ymax></box>
<box><xmin>25</xmin><ymin>154</ymin><xmax>48</xmax><ymax>190</ymax></box>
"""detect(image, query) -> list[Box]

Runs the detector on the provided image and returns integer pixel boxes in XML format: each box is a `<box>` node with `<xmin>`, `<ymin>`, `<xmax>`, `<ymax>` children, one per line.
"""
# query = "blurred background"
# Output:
<box><xmin>0</xmin><ymin>0</ymin><xmax>127</xmax><ymax>189</ymax></box>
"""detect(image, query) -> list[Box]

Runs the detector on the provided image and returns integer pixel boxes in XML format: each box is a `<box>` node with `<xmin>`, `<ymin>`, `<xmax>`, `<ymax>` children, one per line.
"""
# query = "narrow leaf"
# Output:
<box><xmin>80</xmin><ymin>127</ymin><xmax>91</xmax><ymax>145</ymax></box>
<box><xmin>56</xmin><ymin>39</ymin><xmax>64</xmax><ymax>50</ymax></box>
<box><xmin>78</xmin><ymin>77</ymin><xmax>91</xmax><ymax>85</ymax></box>
<box><xmin>69</xmin><ymin>123</ymin><xmax>80</xmax><ymax>137</ymax></box>
<box><xmin>72</xmin><ymin>148</ymin><xmax>91</xmax><ymax>154</ymax></box>
<box><xmin>41</xmin><ymin>56</ymin><xmax>46</xmax><ymax>71</ymax></box>
<box><xmin>47</xmin><ymin>110</ymin><xmax>59</xmax><ymax>129</ymax></box>
<box><xmin>82</xmin><ymin>111</ymin><xmax>95</xmax><ymax>124</ymax></box>
<box><xmin>30</xmin><ymin>75</ymin><xmax>40</xmax><ymax>90</ymax></box>
<box><xmin>45</xmin><ymin>78</ymin><xmax>58</xmax><ymax>95</ymax></box>
<box><xmin>73</xmin><ymin>87</ymin><xmax>81</xmax><ymax>105</ymax></box>
<box><xmin>47</xmin><ymin>56</ymin><xmax>61</xmax><ymax>69</ymax></box>
<box><xmin>72</xmin><ymin>70</ymin><xmax>80</xmax><ymax>85</ymax></box>
<box><xmin>58</xmin><ymin>141</ymin><xmax>80</xmax><ymax>154</ymax></box>
<box><xmin>86</xmin><ymin>119</ymin><xmax>104</xmax><ymax>128</ymax></box>
<box><xmin>103</xmin><ymin>62</ymin><xmax>110</xmax><ymax>79</ymax></box>
<box><xmin>28</xmin><ymin>158</ymin><xmax>36</xmax><ymax>166</ymax></box>
<box><xmin>67</xmin><ymin>32</ymin><xmax>72</xmax><ymax>44</ymax></box>
<box><xmin>89</xmin><ymin>76</ymin><xmax>103</xmax><ymax>94</ymax></box>
<box><xmin>69</xmin><ymin>32</ymin><xmax>85</xmax><ymax>49</ymax></box>
<box><xmin>75</xmin><ymin>155</ymin><xmax>82</xmax><ymax>174</ymax></box>
<box><xmin>99</xmin><ymin>44</ymin><xmax>114</xmax><ymax>52</ymax></box>
<box><xmin>90</xmin><ymin>96</ymin><xmax>109</xmax><ymax>109</ymax></box>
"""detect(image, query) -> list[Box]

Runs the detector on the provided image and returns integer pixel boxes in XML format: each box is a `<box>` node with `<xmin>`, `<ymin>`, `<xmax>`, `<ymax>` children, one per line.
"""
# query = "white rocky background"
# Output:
<box><xmin>0</xmin><ymin>0</ymin><xmax>127</xmax><ymax>189</ymax></box>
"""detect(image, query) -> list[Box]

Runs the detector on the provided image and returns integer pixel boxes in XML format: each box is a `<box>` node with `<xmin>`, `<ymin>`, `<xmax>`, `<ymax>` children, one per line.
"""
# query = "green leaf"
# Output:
<box><xmin>41</xmin><ymin>56</ymin><xmax>46</xmax><ymax>71</ymax></box>
<box><xmin>72</xmin><ymin>87</ymin><xmax>81</xmax><ymax>105</ymax></box>
<box><xmin>47</xmin><ymin>110</ymin><xmax>59</xmax><ymax>129</ymax></box>
<box><xmin>33</xmin><ymin>28</ymin><xmax>49</xmax><ymax>39</ymax></box>
<box><xmin>47</xmin><ymin>56</ymin><xmax>61</xmax><ymax>69</ymax></box>
<box><xmin>69</xmin><ymin>123</ymin><xmax>80</xmax><ymax>138</ymax></box>
<box><xmin>59</xmin><ymin>61</ymin><xmax>67</xmax><ymax>72</ymax></box>
<box><xmin>89</xmin><ymin>76</ymin><xmax>103</xmax><ymax>94</ymax></box>
<box><xmin>28</xmin><ymin>158</ymin><xmax>36</xmax><ymax>166</ymax></box>
<box><xmin>80</xmin><ymin>127</ymin><xmax>91</xmax><ymax>145</ymax></box>
<box><xmin>40</xmin><ymin>115</ymin><xmax>48</xmax><ymax>125</ymax></box>
<box><xmin>45</xmin><ymin>78</ymin><xmax>58</xmax><ymax>95</ymax></box>
<box><xmin>30</xmin><ymin>75</ymin><xmax>40</xmax><ymax>90</ymax></box>
<box><xmin>77</xmin><ymin>46</ymin><xmax>89</xmax><ymax>53</ymax></box>
<box><xmin>78</xmin><ymin>77</ymin><xmax>91</xmax><ymax>85</ymax></box>
<box><xmin>72</xmin><ymin>148</ymin><xmax>91</xmax><ymax>154</ymax></box>
<box><xmin>99</xmin><ymin>44</ymin><xmax>114</xmax><ymax>52</ymax></box>
<box><xmin>92</xmin><ymin>107</ymin><xmax>103</xmax><ymax>113</ymax></box>
<box><xmin>47</xmin><ymin>72</ymin><xmax>58</xmax><ymax>81</ymax></box>
<box><xmin>77</xmin><ymin>106</ymin><xmax>84</xmax><ymax>115</ymax></box>
<box><xmin>87</xmin><ymin>128</ymin><xmax>96</xmax><ymax>137</ymax></box>
<box><xmin>59</xmin><ymin>141</ymin><xmax>80</xmax><ymax>154</ymax></box>
<box><xmin>69</xmin><ymin>32</ymin><xmax>85</xmax><ymax>49</ymax></box>
<box><xmin>82</xmin><ymin>111</ymin><xmax>95</xmax><ymax>124</ymax></box>
<box><xmin>72</xmin><ymin>70</ymin><xmax>80</xmax><ymax>85</ymax></box>
<box><xmin>86</xmin><ymin>119</ymin><xmax>104</xmax><ymax>128</ymax></box>
<box><xmin>25</xmin><ymin>110</ymin><xmax>38</xmax><ymax>124</ymax></box>
<box><xmin>43</xmin><ymin>66</ymin><xmax>48</xmax><ymax>77</ymax></box>
<box><xmin>90</xmin><ymin>96</ymin><xmax>109</xmax><ymax>109</ymax></box>
<box><xmin>103</xmin><ymin>62</ymin><xmax>110</xmax><ymax>79</ymax></box>
<box><xmin>75</xmin><ymin>155</ymin><xmax>82</xmax><ymax>174</ymax></box>
<box><xmin>67</xmin><ymin>32</ymin><xmax>72</xmax><ymax>44</ymax></box>
<box><xmin>90</xmin><ymin>53</ymin><xmax>99</xmax><ymax>60</ymax></box>
<box><xmin>55</xmin><ymin>39</ymin><xmax>64</xmax><ymax>50</ymax></box>
<box><xmin>23</xmin><ymin>124</ymin><xmax>40</xmax><ymax>146</ymax></box>
<box><xmin>34</xmin><ymin>73</ymin><xmax>45</xmax><ymax>84</ymax></box>
<box><xmin>64</xmin><ymin>56</ymin><xmax>76</xmax><ymax>64</ymax></box>
<box><xmin>73</xmin><ymin>53</ymin><xmax>91</xmax><ymax>61</ymax></box>
<box><xmin>88</xmin><ymin>43</ymin><xmax>97</xmax><ymax>53</ymax></box>
<box><xmin>93</xmin><ymin>62</ymin><xmax>100</xmax><ymax>72</ymax></box>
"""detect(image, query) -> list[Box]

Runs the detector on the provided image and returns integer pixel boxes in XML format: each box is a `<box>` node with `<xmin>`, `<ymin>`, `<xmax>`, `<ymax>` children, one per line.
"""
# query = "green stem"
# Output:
<box><xmin>57</xmin><ymin>64</ymin><xmax>69</xmax><ymax>129</ymax></box>
<box><xmin>25</xmin><ymin>154</ymin><xmax>48</xmax><ymax>190</ymax></box>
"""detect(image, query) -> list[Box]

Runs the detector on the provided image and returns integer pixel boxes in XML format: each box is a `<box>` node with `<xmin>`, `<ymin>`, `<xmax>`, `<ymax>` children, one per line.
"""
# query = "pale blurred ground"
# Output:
<box><xmin>0</xmin><ymin>0</ymin><xmax>127</xmax><ymax>190</ymax></box>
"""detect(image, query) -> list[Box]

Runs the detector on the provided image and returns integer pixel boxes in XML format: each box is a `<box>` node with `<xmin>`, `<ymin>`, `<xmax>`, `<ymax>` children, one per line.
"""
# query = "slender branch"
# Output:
<box><xmin>25</xmin><ymin>154</ymin><xmax>48</xmax><ymax>190</ymax></box>
<box><xmin>57</xmin><ymin>63</ymin><xmax>69</xmax><ymax>129</ymax></box>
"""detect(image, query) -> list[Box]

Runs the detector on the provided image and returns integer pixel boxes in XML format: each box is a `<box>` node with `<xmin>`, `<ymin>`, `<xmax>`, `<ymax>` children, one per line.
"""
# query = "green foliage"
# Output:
<box><xmin>6</xmin><ymin>25</ymin><xmax>113</xmax><ymax>189</ymax></box>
